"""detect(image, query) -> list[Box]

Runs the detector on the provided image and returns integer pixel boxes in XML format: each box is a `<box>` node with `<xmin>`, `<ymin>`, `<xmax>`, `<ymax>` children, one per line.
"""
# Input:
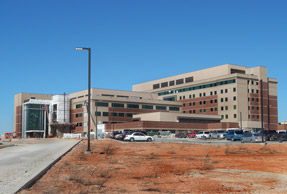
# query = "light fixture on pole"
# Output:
<box><xmin>75</xmin><ymin>47</ymin><xmax>92</xmax><ymax>154</ymax></box>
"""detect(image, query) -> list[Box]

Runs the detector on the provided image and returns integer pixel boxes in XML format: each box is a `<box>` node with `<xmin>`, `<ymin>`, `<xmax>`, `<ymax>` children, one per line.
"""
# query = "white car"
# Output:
<box><xmin>124</xmin><ymin>132</ymin><xmax>154</xmax><ymax>142</ymax></box>
<box><xmin>195</xmin><ymin>131</ymin><xmax>210</xmax><ymax>139</ymax></box>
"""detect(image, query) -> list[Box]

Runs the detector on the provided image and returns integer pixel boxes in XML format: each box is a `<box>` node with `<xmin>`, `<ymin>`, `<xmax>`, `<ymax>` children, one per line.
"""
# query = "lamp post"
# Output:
<box><xmin>75</xmin><ymin>47</ymin><xmax>91</xmax><ymax>154</ymax></box>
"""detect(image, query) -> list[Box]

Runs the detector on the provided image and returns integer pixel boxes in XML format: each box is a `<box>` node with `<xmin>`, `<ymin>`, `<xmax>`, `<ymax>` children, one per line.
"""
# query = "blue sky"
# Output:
<box><xmin>0</xmin><ymin>0</ymin><xmax>286</xmax><ymax>135</ymax></box>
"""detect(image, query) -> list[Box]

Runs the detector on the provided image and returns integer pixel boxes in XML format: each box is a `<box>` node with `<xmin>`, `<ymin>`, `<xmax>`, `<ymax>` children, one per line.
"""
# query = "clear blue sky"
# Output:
<box><xmin>1</xmin><ymin>0</ymin><xmax>286</xmax><ymax>135</ymax></box>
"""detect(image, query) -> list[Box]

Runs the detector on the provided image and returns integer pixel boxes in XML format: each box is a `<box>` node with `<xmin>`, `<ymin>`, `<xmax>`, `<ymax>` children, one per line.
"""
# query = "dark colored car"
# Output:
<box><xmin>175</xmin><ymin>133</ymin><xmax>188</xmax><ymax>138</ymax></box>
<box><xmin>278</xmin><ymin>132</ymin><xmax>287</xmax><ymax>143</ymax></box>
<box><xmin>260</xmin><ymin>130</ymin><xmax>277</xmax><ymax>141</ymax></box>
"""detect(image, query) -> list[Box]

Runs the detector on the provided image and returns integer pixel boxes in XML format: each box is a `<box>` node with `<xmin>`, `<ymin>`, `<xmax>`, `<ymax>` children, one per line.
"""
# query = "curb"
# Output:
<box><xmin>0</xmin><ymin>144</ymin><xmax>16</xmax><ymax>149</ymax></box>
<box><xmin>16</xmin><ymin>140</ymin><xmax>82</xmax><ymax>193</ymax></box>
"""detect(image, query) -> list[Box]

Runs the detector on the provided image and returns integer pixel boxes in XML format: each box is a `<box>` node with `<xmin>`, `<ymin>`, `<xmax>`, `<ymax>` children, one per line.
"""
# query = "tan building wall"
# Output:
<box><xmin>69</xmin><ymin>88</ymin><xmax>182</xmax><ymax>134</ymax></box>
<box><xmin>132</xmin><ymin>64</ymin><xmax>278</xmax><ymax>130</ymax></box>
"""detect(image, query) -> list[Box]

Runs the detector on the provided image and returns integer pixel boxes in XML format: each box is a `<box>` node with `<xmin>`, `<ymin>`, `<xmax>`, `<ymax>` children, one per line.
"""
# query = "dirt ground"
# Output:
<box><xmin>19</xmin><ymin>140</ymin><xmax>287</xmax><ymax>194</ymax></box>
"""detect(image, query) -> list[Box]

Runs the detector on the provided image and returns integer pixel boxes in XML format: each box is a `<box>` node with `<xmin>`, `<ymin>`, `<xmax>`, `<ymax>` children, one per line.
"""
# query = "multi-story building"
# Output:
<box><xmin>14</xmin><ymin>64</ymin><xmax>278</xmax><ymax>138</ymax></box>
<box><xmin>133</xmin><ymin>64</ymin><xmax>278</xmax><ymax>130</ymax></box>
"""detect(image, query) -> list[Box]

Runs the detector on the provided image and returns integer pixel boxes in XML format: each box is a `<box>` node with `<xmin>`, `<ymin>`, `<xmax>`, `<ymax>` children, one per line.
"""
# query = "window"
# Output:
<box><xmin>221</xmin><ymin>89</ymin><xmax>223</xmax><ymax>94</ymax></box>
<box><xmin>111</xmin><ymin>112</ymin><xmax>117</xmax><ymax>117</ymax></box>
<box><xmin>203</xmin><ymin>109</ymin><xmax>206</xmax><ymax>112</ymax></box>
<box><xmin>199</xmin><ymin>93</ymin><xmax>202</xmax><ymax>97</ymax></box>
<box><xmin>256</xmin><ymin>90</ymin><xmax>259</xmax><ymax>94</ymax></box>
<box><xmin>233</xmin><ymin>96</ymin><xmax>236</xmax><ymax>101</ymax></box>
<box><xmin>203</xmin><ymin>101</ymin><xmax>206</xmax><ymax>104</ymax></box>
<box><xmin>214</xmin><ymin>91</ymin><xmax>217</xmax><ymax>95</ymax></box>
<box><xmin>161</xmin><ymin>82</ymin><xmax>168</xmax><ymax>88</ymax></box>
<box><xmin>180</xmin><ymin>96</ymin><xmax>182</xmax><ymax>100</ymax></box>
<box><xmin>234</xmin><ymin>114</ymin><xmax>237</xmax><ymax>118</ymax></box>
<box><xmin>183</xmin><ymin>103</ymin><xmax>185</xmax><ymax>107</ymax></box>
<box><xmin>215</xmin><ymin>99</ymin><xmax>217</xmax><ymax>103</ymax></box>
<box><xmin>153</xmin><ymin>84</ymin><xmax>160</xmax><ymax>89</ymax></box>
<box><xmin>226</xmin><ymin>115</ymin><xmax>228</xmax><ymax>119</ymax></box>
<box><xmin>169</xmin><ymin>107</ymin><xmax>180</xmax><ymax>111</ymax></box>
<box><xmin>252</xmin><ymin>98</ymin><xmax>255</xmax><ymax>102</ymax></box>
<box><xmin>193</xmin><ymin>94</ymin><xmax>195</xmax><ymax>98</ymax></box>
<box><xmin>210</xmin><ymin>91</ymin><xmax>213</xmax><ymax>96</ymax></box>
<box><xmin>252</xmin><ymin>115</ymin><xmax>255</xmax><ymax>119</ymax></box>
<box><xmin>189</xmin><ymin>95</ymin><xmax>192</xmax><ymax>99</ymax></box>
<box><xmin>257</xmin><ymin>107</ymin><xmax>259</xmax><ymax>110</ymax></box>
<box><xmin>189</xmin><ymin>103</ymin><xmax>192</xmax><ymax>106</ymax></box>
<box><xmin>233</xmin><ymin>88</ymin><xmax>236</xmax><ymax>92</ymax></box>
<box><xmin>142</xmin><ymin>105</ymin><xmax>153</xmax><ymax>110</ymax></box>
<box><xmin>189</xmin><ymin>110</ymin><xmax>192</xmax><ymax>113</ymax></box>
<box><xmin>221</xmin><ymin>106</ymin><xmax>224</xmax><ymax>111</ymax></box>
<box><xmin>127</xmin><ymin>104</ymin><xmax>139</xmax><ymax>109</ymax></box>
<box><xmin>103</xmin><ymin>112</ymin><xmax>109</xmax><ymax>117</ymax></box>
<box><xmin>96</xmin><ymin>102</ymin><xmax>109</xmax><ymax>107</ymax></box>
<box><xmin>221</xmin><ymin>98</ymin><xmax>224</xmax><ymax>102</ymax></box>
<box><xmin>76</xmin><ymin>113</ymin><xmax>83</xmax><ymax>118</ymax></box>
<box><xmin>203</xmin><ymin>92</ymin><xmax>206</xmax><ymax>97</ymax></box>
<box><xmin>126</xmin><ymin>113</ymin><xmax>133</xmax><ymax>117</ymax></box>
<box><xmin>200</xmin><ymin>109</ymin><xmax>202</xmax><ymax>113</ymax></box>
<box><xmin>215</xmin><ymin>107</ymin><xmax>218</xmax><ymax>111</ymax></box>
<box><xmin>185</xmin><ymin>77</ymin><xmax>193</xmax><ymax>83</ymax></box>
<box><xmin>193</xmin><ymin>102</ymin><xmax>196</xmax><ymax>105</ymax></box>
<box><xmin>193</xmin><ymin>110</ymin><xmax>196</xmax><ymax>113</ymax></box>
<box><xmin>233</xmin><ymin>105</ymin><xmax>236</xmax><ymax>109</ymax></box>
<box><xmin>211</xmin><ymin>108</ymin><xmax>214</xmax><ymax>112</ymax></box>
<box><xmin>225</xmin><ymin>106</ymin><xmax>228</xmax><ymax>110</ymax></box>
<box><xmin>183</xmin><ymin>96</ymin><xmax>185</xmax><ymax>100</ymax></box>
<box><xmin>169</xmin><ymin>80</ymin><xmax>175</xmax><ymax>86</ymax></box>
<box><xmin>252</xmin><ymin>106</ymin><xmax>255</xmax><ymax>110</ymax></box>
<box><xmin>95</xmin><ymin>112</ymin><xmax>101</xmax><ymax>116</ymax></box>
<box><xmin>225</xmin><ymin>97</ymin><xmax>228</xmax><ymax>102</ymax></box>
<box><xmin>112</xmin><ymin>103</ymin><xmax>124</xmax><ymax>108</ymax></box>
<box><xmin>156</xmin><ymin>106</ymin><xmax>167</xmax><ymax>110</ymax></box>
<box><xmin>176</xmin><ymin>79</ymin><xmax>184</xmax><ymax>85</ymax></box>
<box><xmin>251</xmin><ymin>89</ymin><xmax>254</xmax><ymax>93</ymax></box>
<box><xmin>119</xmin><ymin>113</ymin><xmax>124</xmax><ymax>117</ymax></box>
<box><xmin>225</xmin><ymin>89</ymin><xmax>228</xmax><ymax>93</ymax></box>
<box><xmin>210</xmin><ymin>100</ymin><xmax>213</xmax><ymax>103</ymax></box>
<box><xmin>221</xmin><ymin>115</ymin><xmax>224</xmax><ymax>119</ymax></box>
<box><xmin>200</xmin><ymin>101</ymin><xmax>202</xmax><ymax>105</ymax></box>
<box><xmin>251</xmin><ymin>81</ymin><xmax>254</xmax><ymax>85</ymax></box>
<box><xmin>76</xmin><ymin>104</ymin><xmax>82</xmax><ymax>109</ymax></box>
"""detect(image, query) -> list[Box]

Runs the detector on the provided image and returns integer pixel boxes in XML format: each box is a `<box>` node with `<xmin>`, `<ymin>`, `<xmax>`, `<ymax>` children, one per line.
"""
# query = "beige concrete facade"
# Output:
<box><xmin>69</xmin><ymin>88</ymin><xmax>182</xmax><ymax>134</ymax></box>
<box><xmin>133</xmin><ymin>64</ymin><xmax>278</xmax><ymax>130</ymax></box>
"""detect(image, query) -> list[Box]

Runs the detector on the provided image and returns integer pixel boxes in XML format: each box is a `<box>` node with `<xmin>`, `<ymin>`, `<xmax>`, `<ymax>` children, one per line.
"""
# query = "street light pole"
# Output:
<box><xmin>75</xmin><ymin>47</ymin><xmax>92</xmax><ymax>154</ymax></box>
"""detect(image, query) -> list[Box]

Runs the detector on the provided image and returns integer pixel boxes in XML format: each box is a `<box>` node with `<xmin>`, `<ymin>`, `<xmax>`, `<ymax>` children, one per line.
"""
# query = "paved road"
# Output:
<box><xmin>0</xmin><ymin>139</ymin><xmax>80</xmax><ymax>194</ymax></box>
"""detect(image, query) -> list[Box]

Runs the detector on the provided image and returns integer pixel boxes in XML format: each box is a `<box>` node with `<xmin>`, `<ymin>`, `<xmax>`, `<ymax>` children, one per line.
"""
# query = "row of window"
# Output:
<box><xmin>183</xmin><ymin>99</ymin><xmax>219</xmax><ymax>107</ymax></box>
<box><xmin>248</xmin><ymin>80</ymin><xmax>259</xmax><ymax>85</ymax></box>
<box><xmin>179</xmin><ymin>88</ymin><xmax>237</xmax><ymax>100</ymax></box>
<box><xmin>220</xmin><ymin>105</ymin><xmax>237</xmax><ymax>111</ymax></box>
<box><xmin>94</xmin><ymin>102</ymin><xmax>179</xmax><ymax>111</ymax></box>
<box><xmin>248</xmin><ymin>97</ymin><xmax>259</xmax><ymax>102</ymax></box>
<box><xmin>249</xmin><ymin>106</ymin><xmax>260</xmax><ymax>111</ymax></box>
<box><xmin>158</xmin><ymin>79</ymin><xmax>236</xmax><ymax>96</ymax></box>
<box><xmin>183</xmin><ymin>107</ymin><xmax>218</xmax><ymax>114</ymax></box>
<box><xmin>248</xmin><ymin>89</ymin><xmax>259</xmax><ymax>94</ymax></box>
<box><xmin>95</xmin><ymin>111</ymin><xmax>133</xmax><ymax>118</ymax></box>
<box><xmin>153</xmin><ymin>76</ymin><xmax>194</xmax><ymax>89</ymax></box>
<box><xmin>221</xmin><ymin>114</ymin><xmax>237</xmax><ymax>119</ymax></box>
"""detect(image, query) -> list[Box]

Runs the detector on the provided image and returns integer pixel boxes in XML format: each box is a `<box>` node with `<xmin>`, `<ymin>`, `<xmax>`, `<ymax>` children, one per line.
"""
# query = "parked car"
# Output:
<box><xmin>260</xmin><ymin>130</ymin><xmax>277</xmax><ymax>141</ymax></box>
<box><xmin>187</xmin><ymin>131</ymin><xmax>197</xmax><ymax>138</ymax></box>
<box><xmin>124</xmin><ymin>132</ymin><xmax>154</xmax><ymax>142</ymax></box>
<box><xmin>195</xmin><ymin>131</ymin><xmax>210</xmax><ymax>139</ymax></box>
<box><xmin>210</xmin><ymin>130</ymin><xmax>225</xmax><ymax>139</ymax></box>
<box><xmin>278</xmin><ymin>132</ymin><xmax>287</xmax><ymax>143</ymax></box>
<box><xmin>225</xmin><ymin>130</ymin><xmax>244</xmax><ymax>141</ymax></box>
<box><xmin>175</xmin><ymin>133</ymin><xmax>188</xmax><ymax>138</ymax></box>
<box><xmin>241</xmin><ymin>133</ymin><xmax>265</xmax><ymax>143</ymax></box>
